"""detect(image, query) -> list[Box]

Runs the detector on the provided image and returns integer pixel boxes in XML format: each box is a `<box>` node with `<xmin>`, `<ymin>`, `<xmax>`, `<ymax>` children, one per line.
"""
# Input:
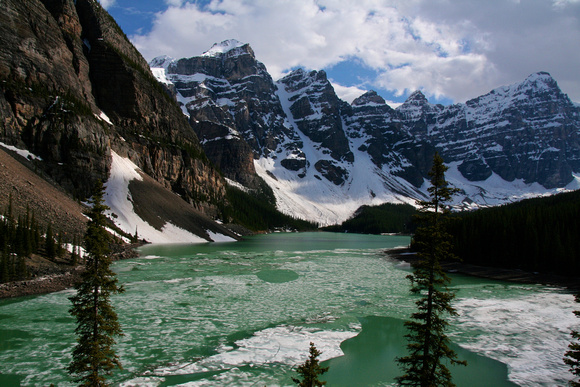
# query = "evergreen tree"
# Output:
<box><xmin>397</xmin><ymin>152</ymin><xmax>466</xmax><ymax>386</ymax></box>
<box><xmin>16</xmin><ymin>254</ymin><xmax>27</xmax><ymax>281</ymax></box>
<box><xmin>292</xmin><ymin>342</ymin><xmax>329</xmax><ymax>387</ymax></box>
<box><xmin>32</xmin><ymin>215</ymin><xmax>40</xmax><ymax>254</ymax></box>
<box><xmin>23</xmin><ymin>206</ymin><xmax>33</xmax><ymax>256</ymax></box>
<box><xmin>45</xmin><ymin>223</ymin><xmax>56</xmax><ymax>259</ymax></box>
<box><xmin>57</xmin><ymin>230</ymin><xmax>65</xmax><ymax>258</ymax></box>
<box><xmin>564</xmin><ymin>294</ymin><xmax>580</xmax><ymax>386</ymax></box>
<box><xmin>68</xmin><ymin>181</ymin><xmax>124</xmax><ymax>386</ymax></box>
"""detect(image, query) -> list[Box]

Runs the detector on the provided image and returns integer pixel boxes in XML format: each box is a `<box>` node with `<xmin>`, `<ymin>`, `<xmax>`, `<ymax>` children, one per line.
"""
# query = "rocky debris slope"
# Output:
<box><xmin>0</xmin><ymin>146</ymin><xmax>87</xmax><ymax>238</ymax></box>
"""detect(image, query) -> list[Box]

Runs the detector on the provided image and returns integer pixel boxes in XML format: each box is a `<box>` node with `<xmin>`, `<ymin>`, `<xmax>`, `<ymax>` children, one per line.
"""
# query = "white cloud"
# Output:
<box><xmin>553</xmin><ymin>0</ymin><xmax>580</xmax><ymax>7</ymax></box>
<box><xmin>330</xmin><ymin>82</ymin><xmax>367</xmax><ymax>104</ymax></box>
<box><xmin>130</xmin><ymin>0</ymin><xmax>580</xmax><ymax>103</ymax></box>
<box><xmin>99</xmin><ymin>0</ymin><xmax>116</xmax><ymax>9</ymax></box>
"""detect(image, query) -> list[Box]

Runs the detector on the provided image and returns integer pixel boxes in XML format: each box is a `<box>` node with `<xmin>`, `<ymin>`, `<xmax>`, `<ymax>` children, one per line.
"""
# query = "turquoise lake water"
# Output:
<box><xmin>0</xmin><ymin>232</ymin><xmax>575</xmax><ymax>386</ymax></box>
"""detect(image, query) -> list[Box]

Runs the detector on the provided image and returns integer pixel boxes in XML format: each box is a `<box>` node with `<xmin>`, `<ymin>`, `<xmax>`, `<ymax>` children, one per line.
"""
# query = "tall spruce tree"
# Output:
<box><xmin>564</xmin><ymin>294</ymin><xmax>580</xmax><ymax>386</ymax></box>
<box><xmin>396</xmin><ymin>152</ymin><xmax>466</xmax><ymax>387</ymax></box>
<box><xmin>292</xmin><ymin>342</ymin><xmax>329</xmax><ymax>387</ymax></box>
<box><xmin>68</xmin><ymin>181</ymin><xmax>124</xmax><ymax>386</ymax></box>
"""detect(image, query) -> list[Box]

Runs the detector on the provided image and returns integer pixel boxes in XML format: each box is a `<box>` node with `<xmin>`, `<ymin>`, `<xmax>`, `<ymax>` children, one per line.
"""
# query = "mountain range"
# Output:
<box><xmin>151</xmin><ymin>39</ymin><xmax>580</xmax><ymax>225</ymax></box>
<box><xmin>0</xmin><ymin>1</ymin><xmax>579</xmax><ymax>242</ymax></box>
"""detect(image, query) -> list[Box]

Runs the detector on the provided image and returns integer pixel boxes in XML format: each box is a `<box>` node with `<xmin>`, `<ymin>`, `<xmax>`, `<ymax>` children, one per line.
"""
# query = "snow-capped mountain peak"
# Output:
<box><xmin>521</xmin><ymin>71</ymin><xmax>558</xmax><ymax>91</ymax></box>
<box><xmin>351</xmin><ymin>90</ymin><xmax>387</xmax><ymax>107</ymax></box>
<box><xmin>202</xmin><ymin>39</ymin><xmax>250</xmax><ymax>58</ymax></box>
<box><xmin>148</xmin><ymin>55</ymin><xmax>175</xmax><ymax>69</ymax></box>
<box><xmin>405</xmin><ymin>90</ymin><xmax>429</xmax><ymax>103</ymax></box>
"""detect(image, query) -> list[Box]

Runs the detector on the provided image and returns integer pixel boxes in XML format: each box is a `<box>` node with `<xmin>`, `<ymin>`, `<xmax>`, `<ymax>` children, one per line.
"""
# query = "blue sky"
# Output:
<box><xmin>101</xmin><ymin>0</ymin><xmax>580</xmax><ymax>106</ymax></box>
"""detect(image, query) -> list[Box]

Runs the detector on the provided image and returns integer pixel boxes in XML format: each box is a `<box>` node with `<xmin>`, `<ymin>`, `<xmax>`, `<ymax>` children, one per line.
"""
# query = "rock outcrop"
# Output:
<box><xmin>0</xmin><ymin>0</ymin><xmax>225</xmax><ymax>213</ymax></box>
<box><xmin>429</xmin><ymin>72</ymin><xmax>580</xmax><ymax>188</ymax></box>
<box><xmin>151</xmin><ymin>41</ymin><xmax>296</xmax><ymax>189</ymax></box>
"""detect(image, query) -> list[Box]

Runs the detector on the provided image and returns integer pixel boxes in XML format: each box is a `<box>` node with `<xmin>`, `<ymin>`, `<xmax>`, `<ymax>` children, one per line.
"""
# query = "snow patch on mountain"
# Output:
<box><xmin>104</xmin><ymin>151</ymin><xmax>220</xmax><ymax>244</ymax></box>
<box><xmin>149</xmin><ymin>42</ymin><xmax>580</xmax><ymax>226</ymax></box>
<box><xmin>445</xmin><ymin>163</ymin><xmax>580</xmax><ymax>209</ymax></box>
<box><xmin>96</xmin><ymin>111</ymin><xmax>113</xmax><ymax>125</ymax></box>
<box><xmin>255</xmin><ymin>84</ymin><xmax>422</xmax><ymax>225</ymax></box>
<box><xmin>202</xmin><ymin>39</ymin><xmax>247</xmax><ymax>57</ymax></box>
<box><xmin>256</xmin><ymin>147</ymin><xmax>580</xmax><ymax>225</ymax></box>
<box><xmin>150</xmin><ymin>67</ymin><xmax>172</xmax><ymax>85</ymax></box>
<box><xmin>0</xmin><ymin>141</ymin><xmax>42</xmax><ymax>161</ymax></box>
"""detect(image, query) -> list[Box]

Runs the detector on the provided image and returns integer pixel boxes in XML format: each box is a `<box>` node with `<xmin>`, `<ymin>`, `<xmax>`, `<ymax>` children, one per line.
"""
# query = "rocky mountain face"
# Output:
<box><xmin>0</xmin><ymin>0</ymin><xmax>225</xmax><ymax>214</ymax></box>
<box><xmin>276</xmin><ymin>69</ymin><xmax>354</xmax><ymax>185</ymax></box>
<box><xmin>151</xmin><ymin>41</ymin><xmax>295</xmax><ymax>189</ymax></box>
<box><xmin>430</xmin><ymin>72</ymin><xmax>580</xmax><ymax>188</ymax></box>
<box><xmin>3</xmin><ymin>0</ymin><xmax>575</xmax><ymax>230</ymax></box>
<box><xmin>152</xmin><ymin>41</ymin><xmax>580</xmax><ymax>223</ymax></box>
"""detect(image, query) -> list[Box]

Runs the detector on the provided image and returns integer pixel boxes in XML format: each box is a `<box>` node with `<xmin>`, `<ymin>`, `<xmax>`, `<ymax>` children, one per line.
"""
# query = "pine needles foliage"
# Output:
<box><xmin>0</xmin><ymin>200</ymin><xmax>44</xmax><ymax>282</ymax></box>
<box><xmin>447</xmin><ymin>189</ymin><xmax>580</xmax><ymax>275</ymax></box>
<box><xmin>397</xmin><ymin>153</ymin><xmax>466</xmax><ymax>387</ymax></box>
<box><xmin>68</xmin><ymin>181</ymin><xmax>123</xmax><ymax>386</ymax></box>
<box><xmin>292</xmin><ymin>342</ymin><xmax>329</xmax><ymax>387</ymax></box>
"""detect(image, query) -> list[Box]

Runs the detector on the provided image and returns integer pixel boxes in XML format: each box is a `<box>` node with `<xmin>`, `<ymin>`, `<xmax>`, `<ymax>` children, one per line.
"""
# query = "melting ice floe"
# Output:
<box><xmin>453</xmin><ymin>289</ymin><xmax>578</xmax><ymax>386</ymax></box>
<box><xmin>105</xmin><ymin>151</ymin><xmax>233</xmax><ymax>244</ymax></box>
<box><xmin>122</xmin><ymin>325</ymin><xmax>358</xmax><ymax>386</ymax></box>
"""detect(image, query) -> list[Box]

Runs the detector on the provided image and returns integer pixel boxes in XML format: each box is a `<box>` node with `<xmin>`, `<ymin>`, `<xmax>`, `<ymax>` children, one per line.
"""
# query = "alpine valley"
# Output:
<box><xmin>1</xmin><ymin>0</ymin><xmax>580</xmax><ymax>242</ymax></box>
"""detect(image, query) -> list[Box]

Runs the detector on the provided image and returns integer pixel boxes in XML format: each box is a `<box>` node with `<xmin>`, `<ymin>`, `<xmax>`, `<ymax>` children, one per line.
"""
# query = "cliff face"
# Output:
<box><xmin>151</xmin><ymin>41</ymin><xmax>296</xmax><ymax>189</ymax></box>
<box><xmin>0</xmin><ymin>0</ymin><xmax>109</xmax><ymax>197</ymax></box>
<box><xmin>0</xmin><ymin>0</ymin><xmax>225</xmax><ymax>212</ymax></box>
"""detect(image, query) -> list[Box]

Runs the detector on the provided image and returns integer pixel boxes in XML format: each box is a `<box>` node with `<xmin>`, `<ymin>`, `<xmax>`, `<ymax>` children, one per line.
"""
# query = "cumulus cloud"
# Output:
<box><xmin>131</xmin><ymin>0</ymin><xmax>580</xmax><ymax>103</ymax></box>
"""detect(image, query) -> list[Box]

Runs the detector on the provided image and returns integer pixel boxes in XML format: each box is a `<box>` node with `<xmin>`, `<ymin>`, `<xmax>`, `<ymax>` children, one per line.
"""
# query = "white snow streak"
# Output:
<box><xmin>104</xmin><ymin>151</ymin><xmax>213</xmax><ymax>244</ymax></box>
<box><xmin>0</xmin><ymin>141</ymin><xmax>42</xmax><ymax>161</ymax></box>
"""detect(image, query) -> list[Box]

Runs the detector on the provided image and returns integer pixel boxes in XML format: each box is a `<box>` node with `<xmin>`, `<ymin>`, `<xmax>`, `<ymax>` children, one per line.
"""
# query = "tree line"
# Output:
<box><xmin>222</xmin><ymin>183</ymin><xmax>318</xmax><ymax>232</ymax></box>
<box><xmin>323</xmin><ymin>202</ymin><xmax>417</xmax><ymax>234</ymax></box>
<box><xmin>329</xmin><ymin>182</ymin><xmax>580</xmax><ymax>278</ymax></box>
<box><xmin>447</xmin><ymin>190</ymin><xmax>580</xmax><ymax>275</ymax></box>
<box><xmin>0</xmin><ymin>198</ymin><xmax>83</xmax><ymax>283</ymax></box>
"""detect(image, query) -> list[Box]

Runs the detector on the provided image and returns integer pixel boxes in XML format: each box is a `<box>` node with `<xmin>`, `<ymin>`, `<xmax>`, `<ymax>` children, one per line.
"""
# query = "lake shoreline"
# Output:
<box><xmin>0</xmin><ymin>244</ymin><xmax>140</xmax><ymax>300</ymax></box>
<box><xmin>385</xmin><ymin>247</ymin><xmax>580</xmax><ymax>292</ymax></box>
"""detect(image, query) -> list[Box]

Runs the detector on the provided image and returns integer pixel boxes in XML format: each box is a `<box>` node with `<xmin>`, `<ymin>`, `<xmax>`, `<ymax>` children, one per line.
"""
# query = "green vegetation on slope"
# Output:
<box><xmin>223</xmin><ymin>182</ymin><xmax>318</xmax><ymax>232</ymax></box>
<box><xmin>324</xmin><ymin>203</ymin><xmax>417</xmax><ymax>234</ymax></box>
<box><xmin>0</xmin><ymin>200</ymin><xmax>77</xmax><ymax>283</ymax></box>
<box><xmin>447</xmin><ymin>190</ymin><xmax>580</xmax><ymax>275</ymax></box>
